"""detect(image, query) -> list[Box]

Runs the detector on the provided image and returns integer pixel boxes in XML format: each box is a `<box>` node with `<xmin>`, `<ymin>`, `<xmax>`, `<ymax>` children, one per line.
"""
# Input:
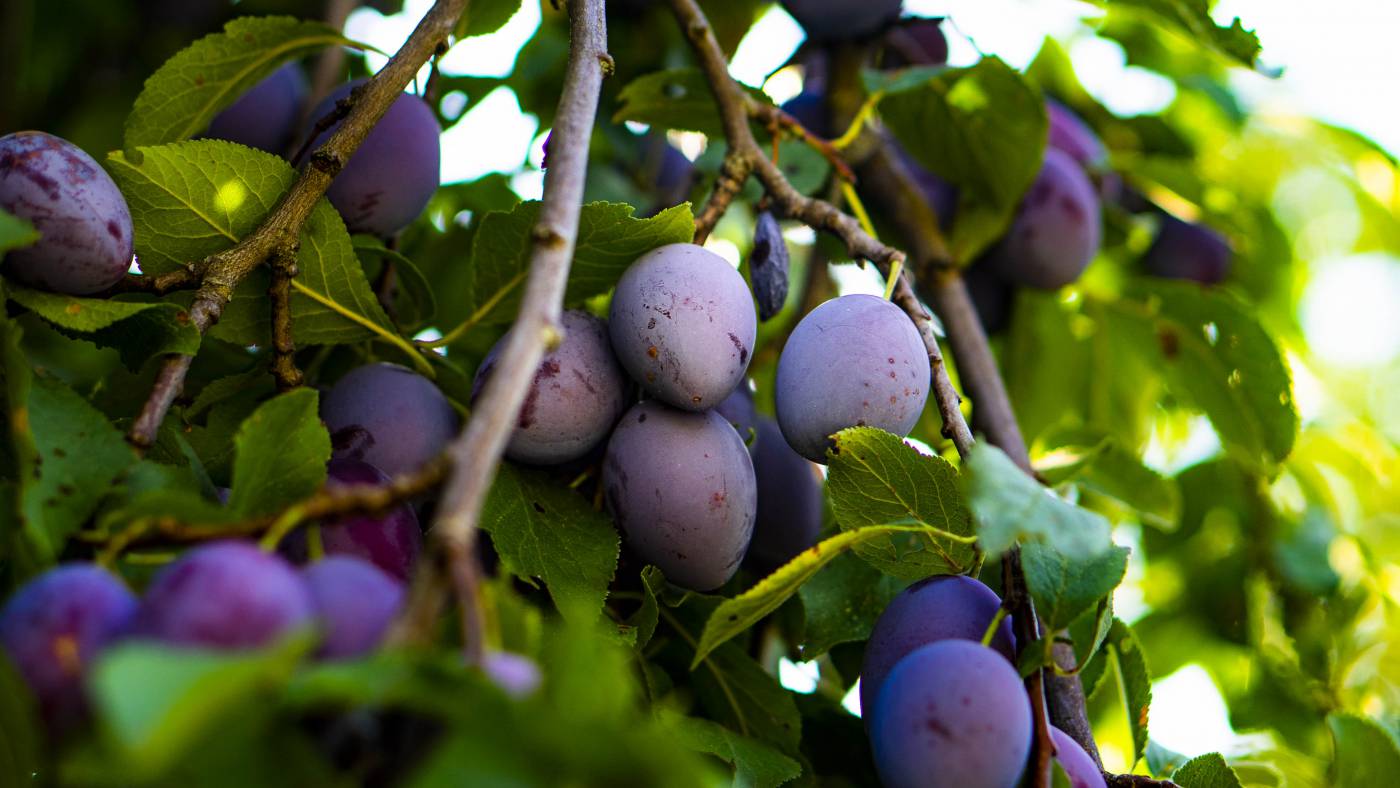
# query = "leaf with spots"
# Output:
<box><xmin>227</xmin><ymin>388</ymin><xmax>329</xmax><ymax>519</ymax></box>
<box><xmin>480</xmin><ymin>463</ymin><xmax>621</xmax><ymax>623</ymax></box>
<box><xmin>825</xmin><ymin>427</ymin><xmax>974</xmax><ymax>579</ymax></box>
<box><xmin>6</xmin><ymin>285</ymin><xmax>200</xmax><ymax>370</ymax></box>
<box><xmin>124</xmin><ymin>16</ymin><xmax>355</xmax><ymax>150</ymax></box>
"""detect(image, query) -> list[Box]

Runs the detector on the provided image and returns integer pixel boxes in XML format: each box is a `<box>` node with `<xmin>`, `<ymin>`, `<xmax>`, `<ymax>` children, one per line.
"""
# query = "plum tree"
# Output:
<box><xmin>608</xmin><ymin>243</ymin><xmax>757</xmax><ymax>411</ymax></box>
<box><xmin>1141</xmin><ymin>214</ymin><xmax>1232</xmax><ymax>284</ymax></box>
<box><xmin>868</xmin><ymin>640</ymin><xmax>1032</xmax><ymax>788</ymax></box>
<box><xmin>1046</xmin><ymin>99</ymin><xmax>1108</xmax><ymax>170</ymax></box>
<box><xmin>781</xmin><ymin>0</ymin><xmax>904</xmax><ymax>42</ymax></box>
<box><xmin>775</xmin><ymin>294</ymin><xmax>930</xmax><ymax>462</ymax></box>
<box><xmin>0</xmin><ymin>564</ymin><xmax>137</xmax><ymax>733</ymax></box>
<box><xmin>859</xmin><ymin>574</ymin><xmax>1015</xmax><ymax>721</ymax></box>
<box><xmin>205</xmin><ymin>63</ymin><xmax>308</xmax><ymax>155</ymax></box>
<box><xmin>474</xmin><ymin>310</ymin><xmax>630</xmax><ymax>465</ymax></box>
<box><xmin>322</xmin><ymin>362</ymin><xmax>458</xmax><ymax>477</ymax></box>
<box><xmin>985</xmin><ymin>147</ymin><xmax>1101</xmax><ymax>290</ymax></box>
<box><xmin>746</xmin><ymin>418</ymin><xmax>823</xmax><ymax>567</ymax></box>
<box><xmin>602</xmin><ymin>401</ymin><xmax>756</xmax><ymax>591</ymax></box>
<box><xmin>305</xmin><ymin>81</ymin><xmax>440</xmax><ymax>237</ymax></box>
<box><xmin>132</xmin><ymin>542</ymin><xmax>314</xmax><ymax>650</ymax></box>
<box><xmin>714</xmin><ymin>383</ymin><xmax>759</xmax><ymax>449</ymax></box>
<box><xmin>0</xmin><ymin>131</ymin><xmax>133</xmax><ymax>295</ymax></box>
<box><xmin>282</xmin><ymin>459</ymin><xmax>423</xmax><ymax>581</ymax></box>
<box><xmin>301</xmin><ymin>556</ymin><xmax>404</xmax><ymax>660</ymax></box>
<box><xmin>1051</xmin><ymin>726</ymin><xmax>1107</xmax><ymax>788</ymax></box>
<box><xmin>749</xmin><ymin>210</ymin><xmax>789</xmax><ymax>321</ymax></box>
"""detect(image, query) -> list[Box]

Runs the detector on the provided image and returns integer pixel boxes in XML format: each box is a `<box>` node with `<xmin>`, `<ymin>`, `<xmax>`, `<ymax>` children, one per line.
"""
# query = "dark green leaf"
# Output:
<box><xmin>798</xmin><ymin>550</ymin><xmax>905</xmax><ymax>659</ymax></box>
<box><xmin>227</xmin><ymin>388</ymin><xmax>329</xmax><ymax>518</ymax></box>
<box><xmin>0</xmin><ymin>209</ymin><xmax>39</xmax><ymax>257</ymax></box>
<box><xmin>7</xmin><ymin>285</ymin><xmax>200</xmax><ymax>370</ymax></box>
<box><xmin>0</xmin><ymin>654</ymin><xmax>39</xmax><ymax>785</ymax></box>
<box><xmin>352</xmin><ymin>236</ymin><xmax>437</xmax><ymax>329</ymax></box>
<box><xmin>825</xmin><ymin>427</ymin><xmax>976</xmax><ymax>579</ymax></box>
<box><xmin>1093</xmin><ymin>0</ymin><xmax>1261</xmax><ymax>67</ymax></box>
<box><xmin>1036</xmin><ymin>431</ymin><xmax>1181</xmax><ymax>529</ymax></box>
<box><xmin>692</xmin><ymin>639</ymin><xmax>803</xmax><ymax>755</ymax></box>
<box><xmin>124</xmin><ymin>16</ymin><xmax>354</xmax><ymax>150</ymax></box>
<box><xmin>1172</xmin><ymin>752</ymin><xmax>1243</xmax><ymax>788</ymax></box>
<box><xmin>671</xmin><ymin>715</ymin><xmax>801</xmax><ymax>788</ymax></box>
<box><xmin>1146</xmin><ymin>739</ymin><xmax>1189</xmax><ymax>777</ymax></box>
<box><xmin>1328</xmin><ymin>713</ymin><xmax>1400</xmax><ymax>788</ymax></box>
<box><xmin>963</xmin><ymin>442</ymin><xmax>1112</xmax><ymax>559</ymax></box>
<box><xmin>1021</xmin><ymin>542</ymin><xmax>1129</xmax><ymax>630</ymax></box>
<box><xmin>613</xmin><ymin>68</ymin><xmax>770</xmax><ymax>136</ymax></box>
<box><xmin>1105</xmin><ymin>618</ymin><xmax>1152</xmax><ymax>763</ymax></box>
<box><xmin>456</xmin><ymin>0</ymin><xmax>522</xmax><ymax>38</ymax></box>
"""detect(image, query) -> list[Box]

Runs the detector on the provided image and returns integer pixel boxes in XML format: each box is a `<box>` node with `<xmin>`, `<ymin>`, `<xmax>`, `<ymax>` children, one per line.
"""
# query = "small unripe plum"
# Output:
<box><xmin>608</xmin><ymin>243</ymin><xmax>757</xmax><ymax>411</ymax></box>
<box><xmin>714</xmin><ymin>384</ymin><xmax>759</xmax><ymax>450</ymax></box>
<box><xmin>775</xmin><ymin>294</ymin><xmax>930</xmax><ymax>463</ymax></box>
<box><xmin>1051</xmin><ymin>726</ymin><xmax>1107</xmax><ymax>788</ymax></box>
<box><xmin>1141</xmin><ymin>214</ymin><xmax>1232</xmax><ymax>285</ymax></box>
<box><xmin>749</xmin><ymin>210</ymin><xmax>790</xmax><ymax>321</ymax></box>
<box><xmin>746</xmin><ymin>418</ymin><xmax>823</xmax><ymax>567</ymax></box>
<box><xmin>0</xmin><ymin>564</ymin><xmax>137</xmax><ymax>733</ymax></box>
<box><xmin>205</xmin><ymin>63</ymin><xmax>308</xmax><ymax>155</ymax></box>
<box><xmin>860</xmin><ymin>574</ymin><xmax>1015</xmax><ymax>722</ymax></box>
<box><xmin>0</xmin><ymin>131</ymin><xmax>133</xmax><ymax>295</ymax></box>
<box><xmin>306</xmin><ymin>80</ymin><xmax>441</xmax><ymax>236</ymax></box>
<box><xmin>985</xmin><ymin>148</ymin><xmax>1101</xmax><ymax>290</ymax></box>
<box><xmin>302</xmin><ymin>556</ymin><xmax>404</xmax><ymax>660</ymax></box>
<box><xmin>282</xmin><ymin>459</ymin><xmax>423</xmax><ymax>581</ymax></box>
<box><xmin>781</xmin><ymin>0</ymin><xmax>903</xmax><ymax>42</ymax></box>
<box><xmin>603</xmin><ymin>401</ymin><xmax>757</xmax><ymax>591</ymax></box>
<box><xmin>132</xmin><ymin>542</ymin><xmax>314</xmax><ymax>650</ymax></box>
<box><xmin>868</xmin><ymin>640</ymin><xmax>1032</xmax><ymax>788</ymax></box>
<box><xmin>1046</xmin><ymin>99</ymin><xmax>1107</xmax><ymax>170</ymax></box>
<box><xmin>323</xmin><ymin>362</ymin><xmax>458</xmax><ymax>477</ymax></box>
<box><xmin>474</xmin><ymin>310</ymin><xmax>630</xmax><ymax>465</ymax></box>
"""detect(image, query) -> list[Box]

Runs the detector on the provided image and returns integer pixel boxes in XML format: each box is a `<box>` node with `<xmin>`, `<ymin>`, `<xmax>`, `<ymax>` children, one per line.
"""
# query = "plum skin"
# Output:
<box><xmin>746</xmin><ymin>418</ymin><xmax>823</xmax><ymax>567</ymax></box>
<box><xmin>474</xmin><ymin>310</ymin><xmax>630</xmax><ymax>465</ymax></box>
<box><xmin>714</xmin><ymin>383</ymin><xmax>760</xmax><ymax>450</ymax></box>
<box><xmin>868</xmin><ymin>640</ymin><xmax>1033</xmax><ymax>788</ymax></box>
<box><xmin>859</xmin><ymin>574</ymin><xmax>1015</xmax><ymax>722</ymax></box>
<box><xmin>281</xmin><ymin>459</ymin><xmax>423</xmax><ymax>581</ymax></box>
<box><xmin>306</xmin><ymin>80</ymin><xmax>440</xmax><ymax>237</ymax></box>
<box><xmin>0</xmin><ymin>564</ymin><xmax>137</xmax><ymax>733</ymax></box>
<box><xmin>1051</xmin><ymin>725</ymin><xmax>1107</xmax><ymax>788</ymax></box>
<box><xmin>205</xmin><ymin>62</ymin><xmax>308</xmax><ymax>156</ymax></box>
<box><xmin>608</xmin><ymin>243</ymin><xmax>757</xmax><ymax>411</ymax></box>
<box><xmin>131</xmin><ymin>542</ymin><xmax>315</xmax><ymax>650</ymax></box>
<box><xmin>603</xmin><ymin>401</ymin><xmax>757</xmax><ymax>591</ymax></box>
<box><xmin>1142</xmin><ymin>215</ymin><xmax>1232</xmax><ymax>284</ymax></box>
<box><xmin>0</xmin><ymin>131</ymin><xmax>134</xmax><ymax>295</ymax></box>
<box><xmin>781</xmin><ymin>0</ymin><xmax>903</xmax><ymax>41</ymax></box>
<box><xmin>986</xmin><ymin>147</ymin><xmax>1102</xmax><ymax>290</ymax></box>
<box><xmin>322</xmin><ymin>362</ymin><xmax>458</xmax><ymax>478</ymax></box>
<box><xmin>775</xmin><ymin>294</ymin><xmax>930</xmax><ymax>463</ymax></box>
<box><xmin>1046</xmin><ymin>99</ymin><xmax>1107</xmax><ymax>170</ymax></box>
<box><xmin>302</xmin><ymin>556</ymin><xmax>404</xmax><ymax>660</ymax></box>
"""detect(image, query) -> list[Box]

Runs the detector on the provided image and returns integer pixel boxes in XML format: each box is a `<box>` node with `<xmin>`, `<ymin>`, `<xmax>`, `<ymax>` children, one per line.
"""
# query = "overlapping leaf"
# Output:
<box><xmin>6</xmin><ymin>285</ymin><xmax>200</xmax><ymax>369</ymax></box>
<box><xmin>963</xmin><ymin>442</ymin><xmax>1113</xmax><ymax>559</ymax></box>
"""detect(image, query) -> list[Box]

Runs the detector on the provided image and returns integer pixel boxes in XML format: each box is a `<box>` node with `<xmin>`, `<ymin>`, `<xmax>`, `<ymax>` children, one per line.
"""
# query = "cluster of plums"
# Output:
<box><xmin>0</xmin><ymin>61</ymin><xmax>440</xmax><ymax>297</ymax></box>
<box><xmin>861</xmin><ymin>574</ymin><xmax>1105</xmax><ymax>788</ymax></box>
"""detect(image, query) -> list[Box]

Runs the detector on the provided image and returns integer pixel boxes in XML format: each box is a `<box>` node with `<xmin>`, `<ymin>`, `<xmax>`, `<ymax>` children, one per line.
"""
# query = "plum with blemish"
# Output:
<box><xmin>281</xmin><ymin>459</ymin><xmax>423</xmax><ymax>581</ymax></box>
<box><xmin>322</xmin><ymin>362</ymin><xmax>458</xmax><ymax>477</ymax></box>
<box><xmin>984</xmin><ymin>147</ymin><xmax>1101</xmax><ymax>290</ymax></box>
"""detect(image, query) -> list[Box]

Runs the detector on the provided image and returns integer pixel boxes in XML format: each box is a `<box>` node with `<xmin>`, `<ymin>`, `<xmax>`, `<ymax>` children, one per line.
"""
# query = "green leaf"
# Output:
<box><xmin>457</xmin><ymin>0</ymin><xmax>522</xmax><ymax>38</ymax></box>
<box><xmin>691</xmin><ymin>636</ymin><xmax>803</xmax><ymax>755</ymax></box>
<box><xmin>0</xmin><ymin>654</ymin><xmax>39</xmax><ymax>785</ymax></box>
<box><xmin>353</xmin><ymin>235</ymin><xmax>437</xmax><ymax>328</ymax></box>
<box><xmin>1172</xmin><ymin>752</ymin><xmax>1244</xmax><ymax>788</ymax></box>
<box><xmin>798</xmin><ymin>549</ymin><xmax>905</xmax><ymax>659</ymax></box>
<box><xmin>1021</xmin><ymin>542</ymin><xmax>1129</xmax><ymax>631</ymax></box>
<box><xmin>613</xmin><ymin>68</ymin><xmax>771</xmax><ymax>136</ymax></box>
<box><xmin>480</xmin><ymin>463</ymin><xmax>620</xmax><ymax>623</ymax></box>
<box><xmin>108</xmin><ymin>140</ymin><xmax>426</xmax><ymax>373</ymax></box>
<box><xmin>825</xmin><ymin>427</ymin><xmax>976</xmax><ymax>579</ymax></box>
<box><xmin>1146</xmin><ymin>739</ymin><xmax>1190</xmax><ymax>777</ymax></box>
<box><xmin>124</xmin><ymin>16</ymin><xmax>353</xmax><ymax>150</ymax></box>
<box><xmin>1066</xmin><ymin>597</ymin><xmax>1114</xmax><ymax>673</ymax></box>
<box><xmin>1093</xmin><ymin>0</ymin><xmax>1261</xmax><ymax>67</ymax></box>
<box><xmin>1036</xmin><ymin>432</ymin><xmax>1181</xmax><ymax>529</ymax></box>
<box><xmin>1102</xmin><ymin>282</ymin><xmax>1297</xmax><ymax>471</ymax></box>
<box><xmin>6</xmin><ymin>285</ymin><xmax>200</xmax><ymax>370</ymax></box>
<box><xmin>871</xmin><ymin>58</ymin><xmax>1047</xmax><ymax>262</ymax></box>
<box><xmin>670</xmin><ymin>716</ymin><xmax>802</xmax><ymax>788</ymax></box>
<box><xmin>963</xmin><ymin>442</ymin><xmax>1112</xmax><ymax>559</ymax></box>
<box><xmin>1328</xmin><ymin>713</ymin><xmax>1400</xmax><ymax>787</ymax></box>
<box><xmin>227</xmin><ymin>388</ymin><xmax>329</xmax><ymax>518</ymax></box>
<box><xmin>1104</xmin><ymin>618</ymin><xmax>1152</xmax><ymax>764</ymax></box>
<box><xmin>692</xmin><ymin>523</ymin><xmax>959</xmax><ymax>667</ymax></box>
<box><xmin>0</xmin><ymin>208</ymin><xmax>39</xmax><ymax>257</ymax></box>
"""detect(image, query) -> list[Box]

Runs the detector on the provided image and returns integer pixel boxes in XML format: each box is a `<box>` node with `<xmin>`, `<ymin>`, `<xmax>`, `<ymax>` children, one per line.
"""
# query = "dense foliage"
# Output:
<box><xmin>0</xmin><ymin>0</ymin><xmax>1397</xmax><ymax>786</ymax></box>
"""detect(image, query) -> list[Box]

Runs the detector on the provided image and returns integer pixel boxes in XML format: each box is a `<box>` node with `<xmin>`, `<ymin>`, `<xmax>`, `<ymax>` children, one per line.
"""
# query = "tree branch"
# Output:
<box><xmin>268</xmin><ymin>248</ymin><xmax>304</xmax><ymax>390</ymax></box>
<box><xmin>400</xmin><ymin>0</ymin><xmax>611</xmax><ymax>664</ymax></box>
<box><xmin>126</xmin><ymin>0</ymin><xmax>470</xmax><ymax>450</ymax></box>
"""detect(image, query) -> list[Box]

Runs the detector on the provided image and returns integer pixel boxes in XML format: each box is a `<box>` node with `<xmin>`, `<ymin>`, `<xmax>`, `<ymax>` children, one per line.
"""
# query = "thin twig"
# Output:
<box><xmin>110</xmin><ymin>268</ymin><xmax>202</xmax><ymax>296</ymax></box>
<box><xmin>268</xmin><ymin>248</ymin><xmax>304</xmax><ymax>390</ymax></box>
<box><xmin>127</xmin><ymin>0</ymin><xmax>469</xmax><ymax>450</ymax></box>
<box><xmin>693</xmin><ymin>151</ymin><xmax>752</xmax><ymax>243</ymax></box>
<box><xmin>400</xmin><ymin>0</ymin><xmax>611</xmax><ymax>665</ymax></box>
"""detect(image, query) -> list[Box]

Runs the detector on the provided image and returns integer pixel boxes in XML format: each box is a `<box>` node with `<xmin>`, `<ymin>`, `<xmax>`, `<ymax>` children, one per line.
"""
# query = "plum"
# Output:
<box><xmin>1141</xmin><ymin>214</ymin><xmax>1232</xmax><ymax>285</ymax></box>
<box><xmin>608</xmin><ymin>243</ymin><xmax>757</xmax><ymax>411</ymax></box>
<box><xmin>775</xmin><ymin>294</ymin><xmax>930</xmax><ymax>462</ymax></box>
<box><xmin>746</xmin><ymin>418</ymin><xmax>823</xmax><ymax>567</ymax></box>
<box><xmin>781</xmin><ymin>0</ymin><xmax>903</xmax><ymax>42</ymax></box>
<box><xmin>305</xmin><ymin>80</ymin><xmax>440</xmax><ymax>237</ymax></box>
<box><xmin>1051</xmin><ymin>726</ymin><xmax>1106</xmax><ymax>788</ymax></box>
<box><xmin>749</xmin><ymin>211</ymin><xmax>790</xmax><ymax>321</ymax></box>
<box><xmin>281</xmin><ymin>459</ymin><xmax>423</xmax><ymax>581</ymax></box>
<box><xmin>0</xmin><ymin>131</ymin><xmax>133</xmax><ymax>295</ymax></box>
<box><xmin>205</xmin><ymin>62</ymin><xmax>308</xmax><ymax>156</ymax></box>
<box><xmin>964</xmin><ymin>262</ymin><xmax>1014</xmax><ymax>335</ymax></box>
<box><xmin>322</xmin><ymin>362</ymin><xmax>458</xmax><ymax>477</ymax></box>
<box><xmin>868</xmin><ymin>640</ymin><xmax>1032</xmax><ymax>788</ymax></box>
<box><xmin>474</xmin><ymin>310</ymin><xmax>630</xmax><ymax>465</ymax></box>
<box><xmin>714</xmin><ymin>383</ymin><xmax>759</xmax><ymax>450</ymax></box>
<box><xmin>132</xmin><ymin>542</ymin><xmax>314</xmax><ymax>650</ymax></box>
<box><xmin>1046</xmin><ymin>99</ymin><xmax>1108</xmax><ymax>170</ymax></box>
<box><xmin>985</xmin><ymin>147</ymin><xmax>1101</xmax><ymax>290</ymax></box>
<box><xmin>0</xmin><ymin>564</ymin><xmax>137</xmax><ymax>733</ymax></box>
<box><xmin>302</xmin><ymin>556</ymin><xmax>404</xmax><ymax>660</ymax></box>
<box><xmin>860</xmin><ymin>574</ymin><xmax>1015</xmax><ymax>722</ymax></box>
<box><xmin>881</xmin><ymin>17</ymin><xmax>948</xmax><ymax>68</ymax></box>
<box><xmin>603</xmin><ymin>401</ymin><xmax>757</xmax><ymax>591</ymax></box>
